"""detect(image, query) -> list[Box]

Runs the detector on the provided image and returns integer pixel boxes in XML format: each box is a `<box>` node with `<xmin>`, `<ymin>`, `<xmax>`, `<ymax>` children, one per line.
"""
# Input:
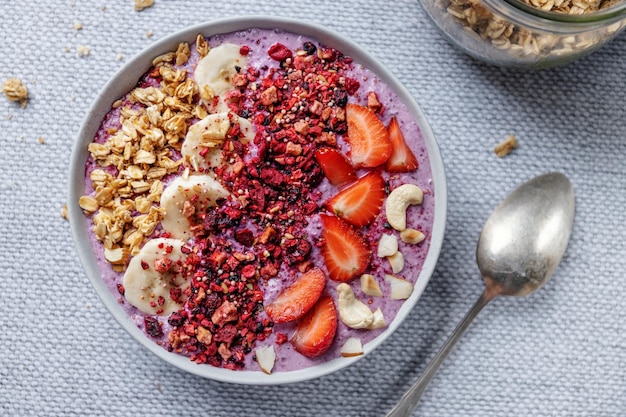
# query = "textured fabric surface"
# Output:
<box><xmin>1</xmin><ymin>1</ymin><xmax>625</xmax><ymax>416</ymax></box>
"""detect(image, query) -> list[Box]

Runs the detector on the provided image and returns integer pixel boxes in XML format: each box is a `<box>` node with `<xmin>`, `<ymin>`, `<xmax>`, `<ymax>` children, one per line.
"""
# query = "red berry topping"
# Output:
<box><xmin>320</xmin><ymin>214</ymin><xmax>371</xmax><ymax>282</ymax></box>
<box><xmin>268</xmin><ymin>43</ymin><xmax>292</xmax><ymax>61</ymax></box>
<box><xmin>265</xmin><ymin>267</ymin><xmax>326</xmax><ymax>324</ymax></box>
<box><xmin>345</xmin><ymin>104</ymin><xmax>392</xmax><ymax>168</ymax></box>
<box><xmin>385</xmin><ymin>116</ymin><xmax>419</xmax><ymax>173</ymax></box>
<box><xmin>324</xmin><ymin>171</ymin><xmax>386</xmax><ymax>227</ymax></box>
<box><xmin>291</xmin><ymin>295</ymin><xmax>338</xmax><ymax>358</ymax></box>
<box><xmin>314</xmin><ymin>147</ymin><xmax>358</xmax><ymax>188</ymax></box>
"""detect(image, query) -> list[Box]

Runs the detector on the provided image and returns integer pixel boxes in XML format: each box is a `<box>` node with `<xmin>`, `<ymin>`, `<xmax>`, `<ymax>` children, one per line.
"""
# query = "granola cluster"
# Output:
<box><xmin>79</xmin><ymin>39</ymin><xmax>207</xmax><ymax>270</ymax></box>
<box><xmin>2</xmin><ymin>78</ymin><xmax>29</xmax><ymax>108</ymax></box>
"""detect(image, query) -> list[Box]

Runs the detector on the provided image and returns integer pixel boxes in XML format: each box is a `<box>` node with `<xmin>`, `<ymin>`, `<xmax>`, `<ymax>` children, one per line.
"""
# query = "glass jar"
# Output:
<box><xmin>418</xmin><ymin>0</ymin><xmax>626</xmax><ymax>68</ymax></box>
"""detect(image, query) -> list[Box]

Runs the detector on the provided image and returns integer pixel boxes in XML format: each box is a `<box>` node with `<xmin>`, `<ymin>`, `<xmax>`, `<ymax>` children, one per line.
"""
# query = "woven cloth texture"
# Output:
<box><xmin>1</xmin><ymin>1</ymin><xmax>625</xmax><ymax>416</ymax></box>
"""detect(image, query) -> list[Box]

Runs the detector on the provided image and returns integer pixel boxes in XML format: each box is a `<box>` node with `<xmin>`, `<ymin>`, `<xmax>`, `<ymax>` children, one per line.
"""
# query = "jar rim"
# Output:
<box><xmin>502</xmin><ymin>0</ymin><xmax>626</xmax><ymax>24</ymax></box>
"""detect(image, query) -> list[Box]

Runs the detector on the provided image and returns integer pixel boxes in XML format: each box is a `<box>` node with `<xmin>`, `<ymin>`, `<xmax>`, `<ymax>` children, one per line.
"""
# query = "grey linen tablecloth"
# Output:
<box><xmin>1</xmin><ymin>1</ymin><xmax>625</xmax><ymax>416</ymax></box>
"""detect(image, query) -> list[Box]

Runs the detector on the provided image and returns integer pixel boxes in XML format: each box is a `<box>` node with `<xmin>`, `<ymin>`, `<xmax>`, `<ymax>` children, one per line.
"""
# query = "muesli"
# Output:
<box><xmin>440</xmin><ymin>0</ymin><xmax>624</xmax><ymax>58</ymax></box>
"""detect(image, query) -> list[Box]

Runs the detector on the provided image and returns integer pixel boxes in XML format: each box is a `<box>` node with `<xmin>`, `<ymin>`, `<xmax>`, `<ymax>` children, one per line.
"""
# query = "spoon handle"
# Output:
<box><xmin>386</xmin><ymin>290</ymin><xmax>494</xmax><ymax>417</ymax></box>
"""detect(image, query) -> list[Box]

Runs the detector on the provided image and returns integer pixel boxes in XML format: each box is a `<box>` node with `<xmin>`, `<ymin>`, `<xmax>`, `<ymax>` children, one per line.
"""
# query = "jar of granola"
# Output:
<box><xmin>419</xmin><ymin>0</ymin><xmax>626</xmax><ymax>68</ymax></box>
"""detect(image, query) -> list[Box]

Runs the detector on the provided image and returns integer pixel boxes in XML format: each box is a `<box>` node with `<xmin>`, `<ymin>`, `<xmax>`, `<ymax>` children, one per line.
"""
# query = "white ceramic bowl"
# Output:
<box><xmin>68</xmin><ymin>16</ymin><xmax>447</xmax><ymax>385</ymax></box>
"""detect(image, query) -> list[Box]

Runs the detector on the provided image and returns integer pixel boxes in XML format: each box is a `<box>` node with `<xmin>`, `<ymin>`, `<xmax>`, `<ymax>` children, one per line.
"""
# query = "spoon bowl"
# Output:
<box><xmin>387</xmin><ymin>172</ymin><xmax>575</xmax><ymax>417</ymax></box>
<box><xmin>479</xmin><ymin>172</ymin><xmax>575</xmax><ymax>297</ymax></box>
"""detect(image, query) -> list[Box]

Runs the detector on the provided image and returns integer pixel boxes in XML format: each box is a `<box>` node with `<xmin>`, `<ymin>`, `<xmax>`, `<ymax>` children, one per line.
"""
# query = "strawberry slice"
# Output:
<box><xmin>345</xmin><ymin>103</ymin><xmax>392</xmax><ymax>168</ymax></box>
<box><xmin>265</xmin><ymin>267</ymin><xmax>327</xmax><ymax>324</ymax></box>
<box><xmin>314</xmin><ymin>147</ymin><xmax>357</xmax><ymax>188</ymax></box>
<box><xmin>385</xmin><ymin>116</ymin><xmax>419</xmax><ymax>173</ymax></box>
<box><xmin>291</xmin><ymin>295</ymin><xmax>338</xmax><ymax>358</ymax></box>
<box><xmin>324</xmin><ymin>171</ymin><xmax>386</xmax><ymax>227</ymax></box>
<box><xmin>320</xmin><ymin>214</ymin><xmax>371</xmax><ymax>282</ymax></box>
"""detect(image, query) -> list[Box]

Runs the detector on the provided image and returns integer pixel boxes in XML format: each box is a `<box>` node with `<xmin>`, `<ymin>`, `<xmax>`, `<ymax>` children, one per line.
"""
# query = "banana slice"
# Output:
<box><xmin>122</xmin><ymin>237</ymin><xmax>188</xmax><ymax>316</ymax></box>
<box><xmin>160</xmin><ymin>174</ymin><xmax>229</xmax><ymax>240</ymax></box>
<box><xmin>182</xmin><ymin>112</ymin><xmax>256</xmax><ymax>171</ymax></box>
<box><xmin>194</xmin><ymin>43</ymin><xmax>247</xmax><ymax>112</ymax></box>
<box><xmin>182</xmin><ymin>112</ymin><xmax>231</xmax><ymax>171</ymax></box>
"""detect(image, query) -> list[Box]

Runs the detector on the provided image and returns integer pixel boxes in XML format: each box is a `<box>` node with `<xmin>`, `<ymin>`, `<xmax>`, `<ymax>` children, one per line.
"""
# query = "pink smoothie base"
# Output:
<box><xmin>69</xmin><ymin>16</ymin><xmax>446</xmax><ymax>385</ymax></box>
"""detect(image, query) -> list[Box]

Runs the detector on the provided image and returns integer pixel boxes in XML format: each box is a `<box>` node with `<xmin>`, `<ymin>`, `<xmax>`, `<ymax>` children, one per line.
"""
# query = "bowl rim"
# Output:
<box><xmin>67</xmin><ymin>15</ymin><xmax>447</xmax><ymax>385</ymax></box>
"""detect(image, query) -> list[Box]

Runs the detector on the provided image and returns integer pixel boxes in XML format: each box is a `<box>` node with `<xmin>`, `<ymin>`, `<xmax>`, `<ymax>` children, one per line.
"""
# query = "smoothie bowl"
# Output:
<box><xmin>68</xmin><ymin>17</ymin><xmax>447</xmax><ymax>384</ymax></box>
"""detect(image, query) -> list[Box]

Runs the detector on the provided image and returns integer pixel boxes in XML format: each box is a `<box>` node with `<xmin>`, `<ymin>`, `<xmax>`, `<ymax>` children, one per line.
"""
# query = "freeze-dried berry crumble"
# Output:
<box><xmin>166</xmin><ymin>42</ymin><xmax>365</xmax><ymax>369</ymax></box>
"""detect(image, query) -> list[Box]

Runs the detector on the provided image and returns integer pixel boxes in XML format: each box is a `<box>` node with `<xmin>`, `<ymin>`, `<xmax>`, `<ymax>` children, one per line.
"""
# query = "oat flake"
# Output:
<box><xmin>134</xmin><ymin>0</ymin><xmax>154</xmax><ymax>11</ymax></box>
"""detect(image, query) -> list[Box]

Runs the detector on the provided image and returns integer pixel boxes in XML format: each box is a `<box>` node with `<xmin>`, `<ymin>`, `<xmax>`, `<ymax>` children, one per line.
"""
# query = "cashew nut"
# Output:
<box><xmin>385</xmin><ymin>274</ymin><xmax>414</xmax><ymax>300</ymax></box>
<box><xmin>340</xmin><ymin>337</ymin><xmax>364</xmax><ymax>357</ymax></box>
<box><xmin>387</xmin><ymin>251</ymin><xmax>405</xmax><ymax>274</ymax></box>
<box><xmin>400</xmin><ymin>228</ymin><xmax>425</xmax><ymax>244</ymax></box>
<box><xmin>368</xmin><ymin>308</ymin><xmax>387</xmax><ymax>329</ymax></box>
<box><xmin>385</xmin><ymin>184</ymin><xmax>423</xmax><ymax>231</ymax></box>
<box><xmin>377</xmin><ymin>233</ymin><xmax>398</xmax><ymax>258</ymax></box>
<box><xmin>255</xmin><ymin>345</ymin><xmax>276</xmax><ymax>374</ymax></box>
<box><xmin>360</xmin><ymin>274</ymin><xmax>383</xmax><ymax>297</ymax></box>
<box><xmin>337</xmin><ymin>283</ymin><xmax>374</xmax><ymax>329</ymax></box>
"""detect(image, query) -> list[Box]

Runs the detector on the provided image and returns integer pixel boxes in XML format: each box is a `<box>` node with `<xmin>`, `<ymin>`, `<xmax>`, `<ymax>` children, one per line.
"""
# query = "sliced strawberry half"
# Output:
<box><xmin>320</xmin><ymin>214</ymin><xmax>371</xmax><ymax>282</ymax></box>
<box><xmin>314</xmin><ymin>147</ymin><xmax>357</xmax><ymax>188</ymax></box>
<box><xmin>291</xmin><ymin>295</ymin><xmax>338</xmax><ymax>358</ymax></box>
<box><xmin>323</xmin><ymin>171</ymin><xmax>386</xmax><ymax>227</ymax></box>
<box><xmin>345</xmin><ymin>103</ymin><xmax>392</xmax><ymax>168</ymax></box>
<box><xmin>385</xmin><ymin>116</ymin><xmax>419</xmax><ymax>173</ymax></box>
<box><xmin>265</xmin><ymin>267</ymin><xmax>327</xmax><ymax>324</ymax></box>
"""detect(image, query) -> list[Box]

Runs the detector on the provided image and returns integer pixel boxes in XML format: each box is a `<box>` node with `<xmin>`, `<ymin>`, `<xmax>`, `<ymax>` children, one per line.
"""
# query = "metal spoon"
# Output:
<box><xmin>386</xmin><ymin>172</ymin><xmax>575</xmax><ymax>417</ymax></box>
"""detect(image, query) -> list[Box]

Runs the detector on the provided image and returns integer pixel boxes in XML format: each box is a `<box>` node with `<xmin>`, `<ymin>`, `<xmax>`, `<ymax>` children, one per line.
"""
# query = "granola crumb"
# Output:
<box><xmin>100</xmin><ymin>5</ymin><xmax>106</xmax><ymax>11</ymax></box>
<box><xmin>77</xmin><ymin>45</ymin><xmax>90</xmax><ymax>57</ymax></box>
<box><xmin>196</xmin><ymin>34</ymin><xmax>209</xmax><ymax>57</ymax></box>
<box><xmin>61</xmin><ymin>204</ymin><xmax>69</xmax><ymax>220</ymax></box>
<box><xmin>146</xmin><ymin>30</ymin><xmax>154</xmax><ymax>38</ymax></box>
<box><xmin>134</xmin><ymin>0</ymin><xmax>154</xmax><ymax>11</ymax></box>
<box><xmin>2</xmin><ymin>78</ymin><xmax>29</xmax><ymax>108</ymax></box>
<box><xmin>116</xmin><ymin>53</ymin><xmax>125</xmax><ymax>61</ymax></box>
<box><xmin>494</xmin><ymin>134</ymin><xmax>518</xmax><ymax>157</ymax></box>
<box><xmin>175</xmin><ymin>42</ymin><xmax>190</xmax><ymax>66</ymax></box>
<box><xmin>73</xmin><ymin>22</ymin><xmax>83</xmax><ymax>30</ymax></box>
<box><xmin>37</xmin><ymin>137</ymin><xmax>45</xmax><ymax>144</ymax></box>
